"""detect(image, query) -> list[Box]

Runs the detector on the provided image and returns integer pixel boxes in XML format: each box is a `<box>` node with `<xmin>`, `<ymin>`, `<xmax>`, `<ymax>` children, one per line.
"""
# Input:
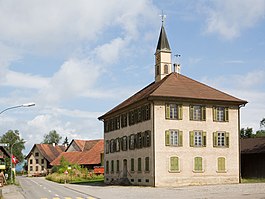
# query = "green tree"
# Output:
<box><xmin>255</xmin><ymin>130</ymin><xmax>265</xmax><ymax>137</ymax></box>
<box><xmin>0</xmin><ymin>130</ymin><xmax>25</xmax><ymax>163</ymax></box>
<box><xmin>240</xmin><ymin>127</ymin><xmax>253</xmax><ymax>138</ymax></box>
<box><xmin>42</xmin><ymin>130</ymin><xmax>62</xmax><ymax>144</ymax></box>
<box><xmin>260</xmin><ymin>118</ymin><xmax>265</xmax><ymax>128</ymax></box>
<box><xmin>62</xmin><ymin>137</ymin><xmax>69</xmax><ymax>146</ymax></box>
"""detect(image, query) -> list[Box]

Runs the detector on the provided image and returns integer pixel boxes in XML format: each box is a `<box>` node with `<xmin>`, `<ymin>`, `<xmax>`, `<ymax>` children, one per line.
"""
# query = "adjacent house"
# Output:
<box><xmin>0</xmin><ymin>146</ymin><xmax>10</xmax><ymax>171</ymax></box>
<box><xmin>26</xmin><ymin>144</ymin><xmax>66</xmax><ymax>176</ymax></box>
<box><xmin>241</xmin><ymin>137</ymin><xmax>265</xmax><ymax>178</ymax></box>
<box><xmin>51</xmin><ymin>139</ymin><xmax>104</xmax><ymax>170</ymax></box>
<box><xmin>98</xmin><ymin>23</ymin><xmax>247</xmax><ymax>186</ymax></box>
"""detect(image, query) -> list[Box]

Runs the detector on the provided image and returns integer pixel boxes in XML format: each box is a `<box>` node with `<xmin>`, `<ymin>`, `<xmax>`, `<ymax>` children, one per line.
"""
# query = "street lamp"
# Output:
<box><xmin>0</xmin><ymin>102</ymin><xmax>35</xmax><ymax>115</ymax></box>
<box><xmin>0</xmin><ymin>103</ymin><xmax>34</xmax><ymax>183</ymax></box>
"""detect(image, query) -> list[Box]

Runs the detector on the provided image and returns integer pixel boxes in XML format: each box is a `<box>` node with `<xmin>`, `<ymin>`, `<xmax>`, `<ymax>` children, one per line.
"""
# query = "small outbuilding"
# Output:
<box><xmin>241</xmin><ymin>137</ymin><xmax>265</xmax><ymax>178</ymax></box>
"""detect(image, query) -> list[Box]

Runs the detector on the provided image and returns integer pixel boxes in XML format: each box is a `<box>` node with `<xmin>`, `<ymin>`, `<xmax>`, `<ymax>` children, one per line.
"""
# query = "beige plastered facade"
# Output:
<box><xmin>27</xmin><ymin>147</ymin><xmax>48</xmax><ymax>176</ymax></box>
<box><xmin>104</xmin><ymin>100</ymin><xmax>240</xmax><ymax>187</ymax></box>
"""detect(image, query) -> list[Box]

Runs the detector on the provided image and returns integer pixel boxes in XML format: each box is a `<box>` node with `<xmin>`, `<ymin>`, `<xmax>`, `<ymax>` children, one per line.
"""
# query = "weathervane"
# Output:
<box><xmin>160</xmin><ymin>10</ymin><xmax>166</xmax><ymax>25</ymax></box>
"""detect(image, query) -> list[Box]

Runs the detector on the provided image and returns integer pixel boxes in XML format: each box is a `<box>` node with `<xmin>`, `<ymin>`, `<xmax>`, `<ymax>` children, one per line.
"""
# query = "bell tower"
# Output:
<box><xmin>155</xmin><ymin>15</ymin><xmax>172</xmax><ymax>82</ymax></box>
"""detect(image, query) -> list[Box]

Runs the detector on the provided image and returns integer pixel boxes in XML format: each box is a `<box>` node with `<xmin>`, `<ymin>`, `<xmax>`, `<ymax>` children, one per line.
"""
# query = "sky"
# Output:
<box><xmin>0</xmin><ymin>0</ymin><xmax>265</xmax><ymax>155</ymax></box>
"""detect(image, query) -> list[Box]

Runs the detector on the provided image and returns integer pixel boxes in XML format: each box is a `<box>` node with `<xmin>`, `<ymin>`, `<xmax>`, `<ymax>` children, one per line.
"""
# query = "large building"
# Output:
<box><xmin>98</xmin><ymin>23</ymin><xmax>247</xmax><ymax>187</ymax></box>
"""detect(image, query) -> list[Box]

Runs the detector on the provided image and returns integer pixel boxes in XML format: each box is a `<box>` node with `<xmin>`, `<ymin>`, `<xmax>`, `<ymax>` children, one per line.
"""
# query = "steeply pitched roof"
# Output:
<box><xmin>156</xmin><ymin>25</ymin><xmax>171</xmax><ymax>51</ymax></box>
<box><xmin>66</xmin><ymin>139</ymin><xmax>103</xmax><ymax>152</ymax></box>
<box><xmin>99</xmin><ymin>72</ymin><xmax>247</xmax><ymax>119</ymax></box>
<box><xmin>51</xmin><ymin>139</ymin><xmax>104</xmax><ymax>166</ymax></box>
<box><xmin>241</xmin><ymin>137</ymin><xmax>265</xmax><ymax>154</ymax></box>
<box><xmin>0</xmin><ymin>146</ymin><xmax>10</xmax><ymax>158</ymax></box>
<box><xmin>25</xmin><ymin>144</ymin><xmax>66</xmax><ymax>163</ymax></box>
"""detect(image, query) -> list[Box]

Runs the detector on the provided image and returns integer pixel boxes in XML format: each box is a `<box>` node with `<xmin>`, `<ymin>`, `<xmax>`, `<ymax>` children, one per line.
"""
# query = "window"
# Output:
<box><xmin>129</xmin><ymin>134</ymin><xmax>136</xmax><ymax>150</ymax></box>
<box><xmin>116</xmin><ymin>160</ymin><xmax>120</xmax><ymax>173</ymax></box>
<box><xmin>110</xmin><ymin>139</ymin><xmax>115</xmax><ymax>153</ymax></box>
<box><xmin>30</xmin><ymin>166</ymin><xmax>33</xmax><ymax>171</ymax></box>
<box><xmin>111</xmin><ymin>160</ymin><xmax>114</xmax><ymax>173</ymax></box>
<box><xmin>213</xmin><ymin>132</ymin><xmax>229</xmax><ymax>147</ymax></box>
<box><xmin>165</xmin><ymin>103</ymin><xmax>182</xmax><ymax>120</ymax></box>
<box><xmin>121</xmin><ymin>113</ymin><xmax>128</xmax><ymax>128</ymax></box>
<box><xmin>145</xmin><ymin>157</ymin><xmax>150</xmax><ymax>172</ymax></box>
<box><xmin>106</xmin><ymin>161</ymin><xmax>109</xmax><ymax>174</ymax></box>
<box><xmin>164</xmin><ymin>64</ymin><xmax>168</xmax><ymax>74</ymax></box>
<box><xmin>213</xmin><ymin>107</ymin><xmax>229</xmax><ymax>122</ymax></box>
<box><xmin>131</xmin><ymin>158</ymin><xmax>135</xmax><ymax>172</ymax></box>
<box><xmin>165</xmin><ymin>130</ymin><xmax>183</xmax><ymax>146</ymax></box>
<box><xmin>217</xmin><ymin>157</ymin><xmax>226</xmax><ymax>172</ymax></box>
<box><xmin>194</xmin><ymin>157</ymin><xmax>203</xmax><ymax>172</ymax></box>
<box><xmin>30</xmin><ymin>159</ymin><xmax>33</xmax><ymax>164</ymax></box>
<box><xmin>136</xmin><ymin>132</ymin><xmax>143</xmax><ymax>148</ymax></box>
<box><xmin>169</xmin><ymin>157</ymin><xmax>179</xmax><ymax>172</ymax></box>
<box><xmin>41</xmin><ymin>159</ymin><xmax>44</xmax><ymax>164</ymax></box>
<box><xmin>121</xmin><ymin>136</ymin><xmax>128</xmax><ymax>151</ymax></box>
<box><xmin>138</xmin><ymin>158</ymin><xmax>142</xmax><ymax>172</ymax></box>
<box><xmin>35</xmin><ymin>152</ymin><xmax>39</xmax><ymax>157</ymax></box>
<box><xmin>142</xmin><ymin>104</ymin><xmax>150</xmax><ymax>121</ymax></box>
<box><xmin>190</xmin><ymin>131</ymin><xmax>206</xmax><ymax>147</ymax></box>
<box><xmin>41</xmin><ymin>166</ymin><xmax>45</xmax><ymax>170</ymax></box>
<box><xmin>106</xmin><ymin>140</ymin><xmax>109</xmax><ymax>154</ymax></box>
<box><xmin>143</xmin><ymin>130</ymin><xmax>151</xmax><ymax>147</ymax></box>
<box><xmin>36</xmin><ymin>166</ymin><xmax>39</xmax><ymax>171</ymax></box>
<box><xmin>36</xmin><ymin>159</ymin><xmax>39</xmax><ymax>164</ymax></box>
<box><xmin>156</xmin><ymin>65</ymin><xmax>160</xmax><ymax>75</ymax></box>
<box><xmin>115</xmin><ymin>138</ymin><xmax>120</xmax><ymax>152</ymax></box>
<box><xmin>190</xmin><ymin>105</ymin><xmax>206</xmax><ymax>121</ymax></box>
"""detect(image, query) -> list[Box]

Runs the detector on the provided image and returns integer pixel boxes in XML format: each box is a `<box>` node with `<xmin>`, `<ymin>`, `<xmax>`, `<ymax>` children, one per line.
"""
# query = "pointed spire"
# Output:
<box><xmin>156</xmin><ymin>25</ymin><xmax>171</xmax><ymax>52</ymax></box>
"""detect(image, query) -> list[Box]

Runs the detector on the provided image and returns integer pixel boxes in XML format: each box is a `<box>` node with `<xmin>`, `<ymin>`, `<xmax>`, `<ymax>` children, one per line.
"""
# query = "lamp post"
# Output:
<box><xmin>0</xmin><ymin>102</ymin><xmax>35</xmax><ymax>183</ymax></box>
<box><xmin>0</xmin><ymin>102</ymin><xmax>35</xmax><ymax>115</ymax></box>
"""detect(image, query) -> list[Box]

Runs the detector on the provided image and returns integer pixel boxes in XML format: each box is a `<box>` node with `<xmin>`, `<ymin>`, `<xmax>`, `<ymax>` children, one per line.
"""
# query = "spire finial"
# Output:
<box><xmin>160</xmin><ymin>10</ymin><xmax>166</xmax><ymax>25</ymax></box>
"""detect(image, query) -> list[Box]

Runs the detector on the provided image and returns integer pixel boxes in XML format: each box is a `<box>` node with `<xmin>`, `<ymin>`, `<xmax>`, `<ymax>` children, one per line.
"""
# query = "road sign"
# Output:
<box><xmin>0</xmin><ymin>143</ymin><xmax>9</xmax><ymax>147</ymax></box>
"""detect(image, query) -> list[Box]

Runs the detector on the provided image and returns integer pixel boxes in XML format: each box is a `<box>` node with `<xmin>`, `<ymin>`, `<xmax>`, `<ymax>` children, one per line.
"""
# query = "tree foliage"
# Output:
<box><xmin>62</xmin><ymin>137</ymin><xmax>69</xmax><ymax>146</ymax></box>
<box><xmin>260</xmin><ymin>118</ymin><xmax>265</xmax><ymax>128</ymax></box>
<box><xmin>240</xmin><ymin>127</ymin><xmax>253</xmax><ymax>138</ymax></box>
<box><xmin>43</xmin><ymin>130</ymin><xmax>62</xmax><ymax>144</ymax></box>
<box><xmin>0</xmin><ymin>130</ymin><xmax>25</xmax><ymax>162</ymax></box>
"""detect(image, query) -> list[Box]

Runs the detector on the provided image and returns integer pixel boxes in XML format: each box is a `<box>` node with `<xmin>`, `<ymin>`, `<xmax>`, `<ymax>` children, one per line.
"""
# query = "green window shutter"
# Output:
<box><xmin>225</xmin><ymin>108</ymin><xmax>229</xmax><ymax>122</ymax></box>
<box><xmin>178</xmin><ymin>105</ymin><xmax>183</xmax><ymax>120</ymax></box>
<box><xmin>213</xmin><ymin>107</ymin><xmax>217</xmax><ymax>121</ymax></box>
<box><xmin>131</xmin><ymin>158</ymin><xmax>134</xmax><ymax>172</ymax></box>
<box><xmin>190</xmin><ymin>105</ymin><xmax>194</xmax><ymax>120</ymax></box>
<box><xmin>194</xmin><ymin>157</ymin><xmax>202</xmax><ymax>171</ymax></box>
<box><xmin>138</xmin><ymin>158</ymin><xmax>141</xmax><ymax>172</ymax></box>
<box><xmin>202</xmin><ymin>106</ymin><xmax>206</xmax><ymax>121</ymax></box>
<box><xmin>218</xmin><ymin>157</ymin><xmax>225</xmax><ymax>172</ymax></box>
<box><xmin>165</xmin><ymin>104</ymin><xmax>170</xmax><ymax>119</ymax></box>
<box><xmin>225</xmin><ymin>132</ymin><xmax>229</xmax><ymax>147</ymax></box>
<box><xmin>202</xmin><ymin>131</ymin><xmax>207</xmax><ymax>147</ymax></box>
<box><xmin>165</xmin><ymin>130</ymin><xmax>170</xmax><ymax>146</ymax></box>
<box><xmin>170</xmin><ymin>157</ymin><xmax>179</xmax><ymax>172</ymax></box>
<box><xmin>190</xmin><ymin>131</ymin><xmax>194</xmax><ymax>147</ymax></box>
<box><xmin>213</xmin><ymin>132</ymin><xmax>217</xmax><ymax>147</ymax></box>
<box><xmin>178</xmin><ymin>131</ymin><xmax>183</xmax><ymax>146</ymax></box>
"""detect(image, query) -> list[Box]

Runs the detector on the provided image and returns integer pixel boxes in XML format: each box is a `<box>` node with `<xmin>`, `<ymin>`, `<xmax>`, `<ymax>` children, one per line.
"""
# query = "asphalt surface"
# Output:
<box><xmin>2</xmin><ymin>176</ymin><xmax>265</xmax><ymax>199</ymax></box>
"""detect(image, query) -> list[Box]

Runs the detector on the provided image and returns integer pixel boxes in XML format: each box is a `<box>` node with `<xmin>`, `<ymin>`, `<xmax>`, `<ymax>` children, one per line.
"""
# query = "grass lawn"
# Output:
<box><xmin>241</xmin><ymin>178</ymin><xmax>265</xmax><ymax>183</ymax></box>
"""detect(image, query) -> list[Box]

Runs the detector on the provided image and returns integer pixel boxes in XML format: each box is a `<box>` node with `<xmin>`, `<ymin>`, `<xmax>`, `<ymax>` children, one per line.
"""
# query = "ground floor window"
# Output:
<box><xmin>194</xmin><ymin>157</ymin><xmax>203</xmax><ymax>172</ymax></box>
<box><xmin>217</xmin><ymin>157</ymin><xmax>226</xmax><ymax>172</ymax></box>
<box><xmin>169</xmin><ymin>156</ymin><xmax>180</xmax><ymax>172</ymax></box>
<box><xmin>131</xmin><ymin>158</ymin><xmax>134</xmax><ymax>172</ymax></box>
<box><xmin>138</xmin><ymin>158</ymin><xmax>142</xmax><ymax>172</ymax></box>
<box><xmin>145</xmin><ymin>157</ymin><xmax>150</xmax><ymax>172</ymax></box>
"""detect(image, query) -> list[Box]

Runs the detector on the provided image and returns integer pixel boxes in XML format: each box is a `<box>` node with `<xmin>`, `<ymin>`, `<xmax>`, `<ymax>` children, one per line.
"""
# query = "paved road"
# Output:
<box><xmin>16</xmin><ymin>176</ymin><xmax>265</xmax><ymax>199</ymax></box>
<box><xmin>18</xmin><ymin>176</ymin><xmax>96</xmax><ymax>199</ymax></box>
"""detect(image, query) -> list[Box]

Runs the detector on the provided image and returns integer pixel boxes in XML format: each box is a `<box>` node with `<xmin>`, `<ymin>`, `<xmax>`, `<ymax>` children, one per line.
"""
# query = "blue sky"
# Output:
<box><xmin>0</xmin><ymin>0</ymin><xmax>265</xmax><ymax>154</ymax></box>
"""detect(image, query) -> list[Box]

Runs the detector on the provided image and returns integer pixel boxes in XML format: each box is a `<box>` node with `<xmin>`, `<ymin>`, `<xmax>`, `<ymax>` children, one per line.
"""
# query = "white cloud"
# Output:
<box><xmin>201</xmin><ymin>70</ymin><xmax>265</xmax><ymax>131</ymax></box>
<box><xmin>224</xmin><ymin>60</ymin><xmax>244</xmax><ymax>64</ymax></box>
<box><xmin>199</xmin><ymin>0</ymin><xmax>265</xmax><ymax>39</ymax></box>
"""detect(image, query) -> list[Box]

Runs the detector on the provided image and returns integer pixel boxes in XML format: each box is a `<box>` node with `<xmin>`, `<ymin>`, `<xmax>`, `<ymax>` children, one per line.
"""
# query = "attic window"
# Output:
<box><xmin>35</xmin><ymin>152</ymin><xmax>39</xmax><ymax>157</ymax></box>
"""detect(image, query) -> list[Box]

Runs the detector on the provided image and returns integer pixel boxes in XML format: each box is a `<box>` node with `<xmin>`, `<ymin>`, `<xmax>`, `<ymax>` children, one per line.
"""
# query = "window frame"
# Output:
<box><xmin>145</xmin><ymin>157</ymin><xmax>150</xmax><ymax>172</ymax></box>
<box><xmin>190</xmin><ymin>131</ymin><xmax>206</xmax><ymax>147</ymax></box>
<box><xmin>213</xmin><ymin>106</ymin><xmax>229</xmax><ymax>122</ymax></box>
<box><xmin>165</xmin><ymin>129</ymin><xmax>183</xmax><ymax>147</ymax></box>
<box><xmin>213</xmin><ymin>132</ymin><xmax>229</xmax><ymax>148</ymax></box>
<box><xmin>165</xmin><ymin>103</ymin><xmax>182</xmax><ymax>120</ymax></box>
<box><xmin>193</xmin><ymin>157</ymin><xmax>204</xmax><ymax>173</ymax></box>
<box><xmin>190</xmin><ymin>105</ymin><xmax>206</xmax><ymax>121</ymax></box>
<box><xmin>217</xmin><ymin>157</ymin><xmax>226</xmax><ymax>173</ymax></box>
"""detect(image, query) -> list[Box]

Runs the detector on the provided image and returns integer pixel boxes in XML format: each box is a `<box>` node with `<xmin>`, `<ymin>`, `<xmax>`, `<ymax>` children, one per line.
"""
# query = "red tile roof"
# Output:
<box><xmin>66</xmin><ymin>139</ymin><xmax>103</xmax><ymax>152</ymax></box>
<box><xmin>51</xmin><ymin>139</ymin><xmax>104</xmax><ymax>166</ymax></box>
<box><xmin>99</xmin><ymin>72</ymin><xmax>247</xmax><ymax>119</ymax></box>
<box><xmin>25</xmin><ymin>144</ymin><xmax>66</xmax><ymax>163</ymax></box>
<box><xmin>241</xmin><ymin>137</ymin><xmax>265</xmax><ymax>154</ymax></box>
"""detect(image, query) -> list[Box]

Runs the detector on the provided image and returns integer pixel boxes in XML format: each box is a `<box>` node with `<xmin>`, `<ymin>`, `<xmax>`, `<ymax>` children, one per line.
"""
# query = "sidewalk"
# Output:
<box><xmin>0</xmin><ymin>185</ymin><xmax>24</xmax><ymax>199</ymax></box>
